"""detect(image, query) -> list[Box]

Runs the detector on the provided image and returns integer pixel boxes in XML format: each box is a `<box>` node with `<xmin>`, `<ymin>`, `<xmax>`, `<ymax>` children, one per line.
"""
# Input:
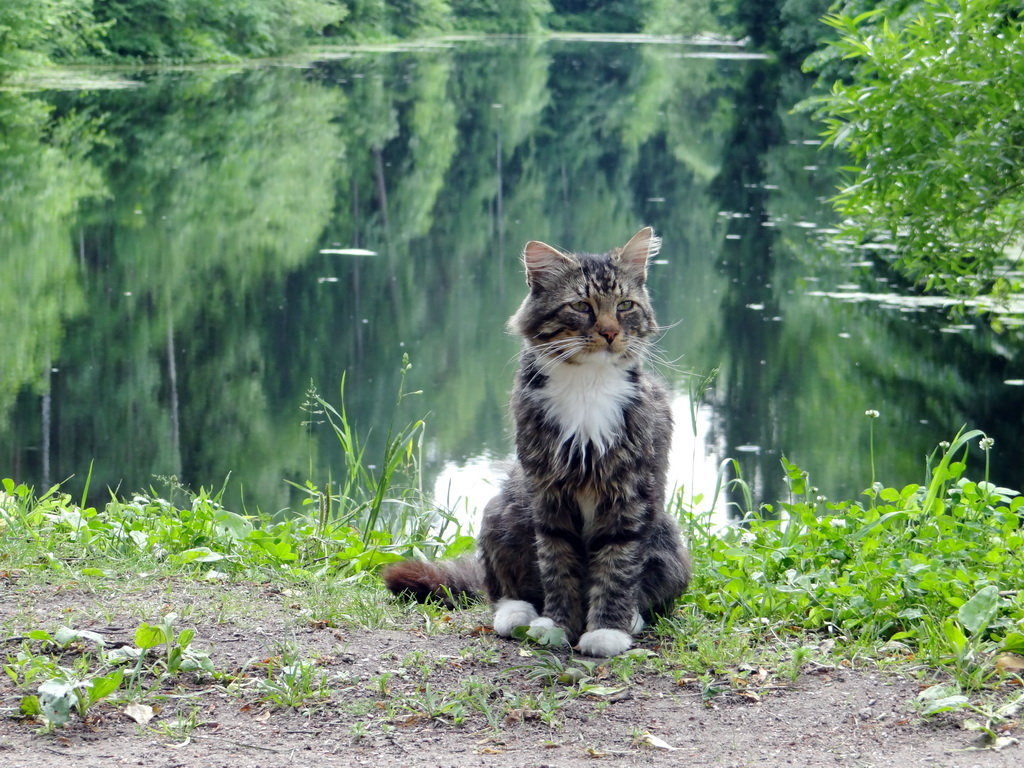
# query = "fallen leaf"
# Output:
<box><xmin>581</xmin><ymin>684</ymin><xmax>626</xmax><ymax>698</ymax></box>
<box><xmin>123</xmin><ymin>702</ymin><xmax>154</xmax><ymax>724</ymax></box>
<box><xmin>504</xmin><ymin>708</ymin><xmax>542</xmax><ymax>724</ymax></box>
<box><xmin>963</xmin><ymin>735</ymin><xmax>1020</xmax><ymax>752</ymax></box>
<box><xmin>995</xmin><ymin>653</ymin><xmax>1024</xmax><ymax>674</ymax></box>
<box><xmin>636</xmin><ymin>732</ymin><xmax>680</xmax><ymax>751</ymax></box>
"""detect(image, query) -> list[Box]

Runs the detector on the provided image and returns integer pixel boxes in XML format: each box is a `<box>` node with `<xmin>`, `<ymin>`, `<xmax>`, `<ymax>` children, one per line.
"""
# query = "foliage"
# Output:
<box><xmin>679</xmin><ymin>427</ymin><xmax>1024</xmax><ymax>691</ymax></box>
<box><xmin>383</xmin><ymin>0</ymin><xmax>452</xmax><ymax>38</ymax></box>
<box><xmin>1</xmin><ymin>0</ymin><xmax>744</xmax><ymax>70</ymax></box>
<box><xmin>5</xmin><ymin>613</ymin><xmax>215</xmax><ymax>729</ymax></box>
<box><xmin>92</xmin><ymin>0</ymin><xmax>348</xmax><ymax>60</ymax></box>
<box><xmin>807</xmin><ymin>0</ymin><xmax>1024</xmax><ymax>298</ymax></box>
<box><xmin>449</xmin><ymin>0</ymin><xmax>552</xmax><ymax>33</ymax></box>
<box><xmin>642</xmin><ymin>0</ymin><xmax>739</xmax><ymax>37</ymax></box>
<box><xmin>0</xmin><ymin>364</ymin><xmax>464</xmax><ymax>579</ymax></box>
<box><xmin>254</xmin><ymin>643</ymin><xmax>334</xmax><ymax>708</ymax></box>
<box><xmin>0</xmin><ymin>0</ymin><xmax>106</xmax><ymax>75</ymax></box>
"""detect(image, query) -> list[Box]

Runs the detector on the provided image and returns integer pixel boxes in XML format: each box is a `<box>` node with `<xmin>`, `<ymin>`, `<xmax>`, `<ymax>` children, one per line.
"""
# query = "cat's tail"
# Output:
<box><xmin>382</xmin><ymin>556</ymin><xmax>485</xmax><ymax>608</ymax></box>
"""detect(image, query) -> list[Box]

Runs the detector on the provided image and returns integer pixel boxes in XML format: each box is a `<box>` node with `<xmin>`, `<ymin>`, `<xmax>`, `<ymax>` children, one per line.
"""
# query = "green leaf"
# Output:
<box><xmin>19</xmin><ymin>695</ymin><xmax>41</xmax><ymax>717</ymax></box>
<box><xmin>524</xmin><ymin>624</ymin><xmax>568</xmax><ymax>647</ymax></box>
<box><xmin>442</xmin><ymin>535</ymin><xmax>476</xmax><ymax>558</ymax></box>
<box><xmin>917</xmin><ymin>684</ymin><xmax>969</xmax><ymax>716</ymax></box>
<box><xmin>942</xmin><ymin>618</ymin><xmax>968</xmax><ymax>656</ymax></box>
<box><xmin>83</xmin><ymin>670</ymin><xmax>122</xmax><ymax>706</ymax></box>
<box><xmin>134</xmin><ymin>622</ymin><xmax>169</xmax><ymax>650</ymax></box>
<box><xmin>54</xmin><ymin>626</ymin><xmax>106</xmax><ymax>648</ymax></box>
<box><xmin>556</xmin><ymin>667</ymin><xmax>587</xmax><ymax>684</ymax></box>
<box><xmin>173</xmin><ymin>547</ymin><xmax>225</xmax><ymax>564</ymax></box>
<box><xmin>1001</xmin><ymin>632</ymin><xmax>1024</xmax><ymax>654</ymax></box>
<box><xmin>214</xmin><ymin>509</ymin><xmax>253</xmax><ymax>540</ymax></box>
<box><xmin>38</xmin><ymin>678</ymin><xmax>75</xmax><ymax>726</ymax></box>
<box><xmin>958</xmin><ymin>585</ymin><xmax>1000</xmax><ymax>635</ymax></box>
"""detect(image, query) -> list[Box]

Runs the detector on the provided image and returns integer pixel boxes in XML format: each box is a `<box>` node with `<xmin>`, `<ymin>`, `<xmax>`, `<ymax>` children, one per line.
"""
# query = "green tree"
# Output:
<box><xmin>0</xmin><ymin>0</ymin><xmax>105</xmax><ymax>76</ymax></box>
<box><xmin>809</xmin><ymin>0</ymin><xmax>1024</xmax><ymax>298</ymax></box>
<box><xmin>384</xmin><ymin>0</ymin><xmax>452</xmax><ymax>37</ymax></box>
<box><xmin>449</xmin><ymin>0</ymin><xmax>552</xmax><ymax>32</ymax></box>
<box><xmin>92</xmin><ymin>0</ymin><xmax>347</xmax><ymax>60</ymax></box>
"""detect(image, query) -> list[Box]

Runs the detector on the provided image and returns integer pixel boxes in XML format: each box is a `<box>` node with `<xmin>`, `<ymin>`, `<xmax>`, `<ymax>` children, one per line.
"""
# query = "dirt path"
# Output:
<box><xmin>1</xmin><ymin>579</ymin><xmax>1019</xmax><ymax>767</ymax></box>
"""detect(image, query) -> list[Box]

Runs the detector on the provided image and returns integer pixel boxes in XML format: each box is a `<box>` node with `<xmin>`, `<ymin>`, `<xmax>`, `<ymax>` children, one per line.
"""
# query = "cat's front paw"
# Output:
<box><xmin>576</xmin><ymin>628</ymin><xmax>632</xmax><ymax>657</ymax></box>
<box><xmin>492</xmin><ymin>599</ymin><xmax>539</xmax><ymax>636</ymax></box>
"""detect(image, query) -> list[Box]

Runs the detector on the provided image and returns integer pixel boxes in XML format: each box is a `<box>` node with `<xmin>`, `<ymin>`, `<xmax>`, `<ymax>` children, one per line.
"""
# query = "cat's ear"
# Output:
<box><xmin>617</xmin><ymin>227</ymin><xmax>661</xmax><ymax>282</ymax></box>
<box><xmin>522</xmin><ymin>240</ymin><xmax>577</xmax><ymax>287</ymax></box>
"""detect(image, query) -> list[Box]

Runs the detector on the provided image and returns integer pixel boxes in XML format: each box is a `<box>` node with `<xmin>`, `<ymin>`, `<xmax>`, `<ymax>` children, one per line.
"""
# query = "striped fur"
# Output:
<box><xmin>384</xmin><ymin>227</ymin><xmax>691</xmax><ymax>657</ymax></box>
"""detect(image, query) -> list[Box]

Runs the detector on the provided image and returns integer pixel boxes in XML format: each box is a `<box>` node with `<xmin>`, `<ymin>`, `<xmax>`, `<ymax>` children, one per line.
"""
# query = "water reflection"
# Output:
<box><xmin>1</xmin><ymin>39</ymin><xmax>1022</xmax><ymax>523</ymax></box>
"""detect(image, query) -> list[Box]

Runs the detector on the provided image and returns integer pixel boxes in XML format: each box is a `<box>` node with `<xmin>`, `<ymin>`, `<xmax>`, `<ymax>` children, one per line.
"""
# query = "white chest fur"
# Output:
<box><xmin>534</xmin><ymin>356</ymin><xmax>636</xmax><ymax>456</ymax></box>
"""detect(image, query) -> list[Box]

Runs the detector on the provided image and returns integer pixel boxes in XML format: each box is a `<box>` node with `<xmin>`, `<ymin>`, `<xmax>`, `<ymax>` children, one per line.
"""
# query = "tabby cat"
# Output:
<box><xmin>384</xmin><ymin>227</ymin><xmax>691</xmax><ymax>657</ymax></box>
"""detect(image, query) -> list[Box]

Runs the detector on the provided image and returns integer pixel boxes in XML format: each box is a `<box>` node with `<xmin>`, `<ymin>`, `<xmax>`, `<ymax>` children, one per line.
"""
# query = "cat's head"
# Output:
<box><xmin>509</xmin><ymin>227</ymin><xmax>661</xmax><ymax>363</ymax></box>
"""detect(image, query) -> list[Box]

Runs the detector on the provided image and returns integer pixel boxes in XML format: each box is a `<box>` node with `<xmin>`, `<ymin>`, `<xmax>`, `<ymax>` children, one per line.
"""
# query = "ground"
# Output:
<box><xmin>0</xmin><ymin>577</ymin><xmax>1020</xmax><ymax>767</ymax></box>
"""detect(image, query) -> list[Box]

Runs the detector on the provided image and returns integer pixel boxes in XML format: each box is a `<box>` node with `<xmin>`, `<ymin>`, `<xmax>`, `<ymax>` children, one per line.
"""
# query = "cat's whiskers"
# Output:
<box><xmin>520</xmin><ymin>337</ymin><xmax>589</xmax><ymax>384</ymax></box>
<box><xmin>533</xmin><ymin>340</ymin><xmax>589</xmax><ymax>377</ymax></box>
<box><xmin>630</xmin><ymin>336</ymin><xmax>688</xmax><ymax>375</ymax></box>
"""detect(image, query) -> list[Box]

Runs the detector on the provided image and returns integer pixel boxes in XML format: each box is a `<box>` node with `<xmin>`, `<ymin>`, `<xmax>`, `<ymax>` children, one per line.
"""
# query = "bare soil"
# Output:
<box><xmin>1</xmin><ymin>577</ymin><xmax>1020</xmax><ymax>768</ymax></box>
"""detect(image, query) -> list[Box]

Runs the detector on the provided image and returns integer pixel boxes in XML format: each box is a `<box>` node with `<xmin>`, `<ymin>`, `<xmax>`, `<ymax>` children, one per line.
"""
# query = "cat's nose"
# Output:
<box><xmin>598</xmin><ymin>327</ymin><xmax>618</xmax><ymax>344</ymax></box>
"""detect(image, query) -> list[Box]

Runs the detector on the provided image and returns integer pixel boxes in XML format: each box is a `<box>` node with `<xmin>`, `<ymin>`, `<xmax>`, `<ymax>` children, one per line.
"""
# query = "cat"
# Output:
<box><xmin>384</xmin><ymin>227</ymin><xmax>691</xmax><ymax>657</ymax></box>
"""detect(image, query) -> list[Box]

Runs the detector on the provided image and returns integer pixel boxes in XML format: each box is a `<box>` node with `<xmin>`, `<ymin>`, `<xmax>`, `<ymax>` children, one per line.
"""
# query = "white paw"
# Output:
<box><xmin>529</xmin><ymin>616</ymin><xmax>556</xmax><ymax>630</ymax></box>
<box><xmin>630</xmin><ymin>612</ymin><xmax>645</xmax><ymax>634</ymax></box>
<box><xmin>492</xmin><ymin>599</ymin><xmax>539</xmax><ymax>636</ymax></box>
<box><xmin>577</xmin><ymin>628</ymin><xmax>632</xmax><ymax>657</ymax></box>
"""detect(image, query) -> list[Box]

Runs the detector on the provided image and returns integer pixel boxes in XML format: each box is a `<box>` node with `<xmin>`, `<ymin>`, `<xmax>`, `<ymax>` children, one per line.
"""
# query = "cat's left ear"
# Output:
<box><xmin>617</xmin><ymin>226</ymin><xmax>661</xmax><ymax>282</ymax></box>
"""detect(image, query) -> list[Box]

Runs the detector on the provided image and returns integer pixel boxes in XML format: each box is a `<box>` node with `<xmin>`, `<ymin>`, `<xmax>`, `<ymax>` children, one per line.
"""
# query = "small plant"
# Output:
<box><xmin>129</xmin><ymin>612</ymin><xmax>214</xmax><ymax>680</ymax></box>
<box><xmin>917</xmin><ymin>684</ymin><xmax>1024</xmax><ymax>750</ymax></box>
<box><xmin>150</xmin><ymin>707</ymin><xmax>204</xmax><ymax>742</ymax></box>
<box><xmin>22</xmin><ymin>670</ymin><xmax>123</xmax><ymax>730</ymax></box>
<box><xmin>255</xmin><ymin>644</ymin><xmax>333</xmax><ymax>709</ymax></box>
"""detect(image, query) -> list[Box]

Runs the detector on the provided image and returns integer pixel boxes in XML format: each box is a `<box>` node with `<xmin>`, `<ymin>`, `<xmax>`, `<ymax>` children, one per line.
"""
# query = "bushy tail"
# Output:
<box><xmin>382</xmin><ymin>556</ymin><xmax>485</xmax><ymax>608</ymax></box>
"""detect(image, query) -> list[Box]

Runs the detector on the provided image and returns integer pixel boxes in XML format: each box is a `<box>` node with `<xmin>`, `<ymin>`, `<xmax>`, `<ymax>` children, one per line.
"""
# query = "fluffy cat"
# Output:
<box><xmin>384</xmin><ymin>227</ymin><xmax>691</xmax><ymax>657</ymax></box>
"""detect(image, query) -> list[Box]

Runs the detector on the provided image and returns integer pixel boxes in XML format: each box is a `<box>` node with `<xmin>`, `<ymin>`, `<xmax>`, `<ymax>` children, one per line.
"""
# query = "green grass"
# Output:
<box><xmin>671</xmin><ymin>426</ymin><xmax>1024</xmax><ymax>726</ymax></box>
<box><xmin>2</xmin><ymin>380</ymin><xmax>1023</xmax><ymax>732</ymax></box>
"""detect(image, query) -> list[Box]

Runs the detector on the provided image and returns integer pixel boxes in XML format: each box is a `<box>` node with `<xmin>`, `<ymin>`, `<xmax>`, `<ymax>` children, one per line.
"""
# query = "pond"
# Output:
<box><xmin>2</xmin><ymin>38</ymin><xmax>1023</xmax><ymax>526</ymax></box>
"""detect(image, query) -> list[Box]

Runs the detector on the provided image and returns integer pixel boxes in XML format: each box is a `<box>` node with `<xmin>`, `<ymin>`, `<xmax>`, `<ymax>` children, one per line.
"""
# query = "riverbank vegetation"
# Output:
<box><xmin>2</xmin><ymin>396</ymin><xmax>1023</xmax><ymax>732</ymax></box>
<box><xmin>0</xmin><ymin>0</ymin><xmax>736</xmax><ymax>74</ymax></box>
<box><xmin>3</xmin><ymin>0</ymin><xmax>1023</xmax><ymax>739</ymax></box>
<box><xmin>7</xmin><ymin>1</ymin><xmax>1022</xmax><ymax>308</ymax></box>
<box><xmin>808</xmin><ymin>0</ymin><xmax>1024</xmax><ymax>300</ymax></box>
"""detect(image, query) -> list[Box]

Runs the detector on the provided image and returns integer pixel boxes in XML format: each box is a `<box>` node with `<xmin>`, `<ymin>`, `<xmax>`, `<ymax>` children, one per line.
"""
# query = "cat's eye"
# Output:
<box><xmin>617</xmin><ymin>300</ymin><xmax>635</xmax><ymax>312</ymax></box>
<box><xmin>569</xmin><ymin>300</ymin><xmax>591</xmax><ymax>314</ymax></box>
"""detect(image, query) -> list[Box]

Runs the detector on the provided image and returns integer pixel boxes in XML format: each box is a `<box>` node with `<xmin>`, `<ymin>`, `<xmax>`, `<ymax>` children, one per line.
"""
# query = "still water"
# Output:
<box><xmin>3</xmin><ymin>38</ymin><xmax>1023</xmax><ymax>525</ymax></box>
